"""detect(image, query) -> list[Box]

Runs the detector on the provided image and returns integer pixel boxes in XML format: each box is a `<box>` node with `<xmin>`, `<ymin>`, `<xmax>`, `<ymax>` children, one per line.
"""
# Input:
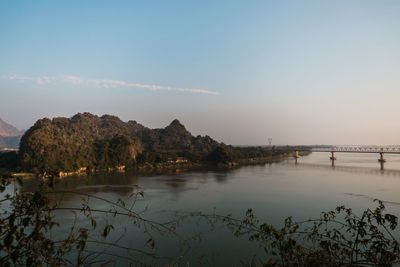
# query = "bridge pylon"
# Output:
<box><xmin>294</xmin><ymin>151</ymin><xmax>300</xmax><ymax>164</ymax></box>
<box><xmin>378</xmin><ymin>152</ymin><xmax>386</xmax><ymax>163</ymax></box>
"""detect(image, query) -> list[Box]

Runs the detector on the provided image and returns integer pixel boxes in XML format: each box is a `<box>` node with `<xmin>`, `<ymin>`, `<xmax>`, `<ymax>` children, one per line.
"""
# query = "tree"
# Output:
<box><xmin>214</xmin><ymin>200</ymin><xmax>400</xmax><ymax>265</ymax></box>
<box><xmin>0</xmin><ymin>173</ymin><xmax>185</xmax><ymax>265</ymax></box>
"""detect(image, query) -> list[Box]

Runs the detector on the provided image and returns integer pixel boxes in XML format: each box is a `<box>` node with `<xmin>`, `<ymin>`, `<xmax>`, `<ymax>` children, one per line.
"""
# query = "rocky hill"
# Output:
<box><xmin>19</xmin><ymin>112</ymin><xmax>220</xmax><ymax>173</ymax></box>
<box><xmin>0</xmin><ymin>118</ymin><xmax>21</xmax><ymax>137</ymax></box>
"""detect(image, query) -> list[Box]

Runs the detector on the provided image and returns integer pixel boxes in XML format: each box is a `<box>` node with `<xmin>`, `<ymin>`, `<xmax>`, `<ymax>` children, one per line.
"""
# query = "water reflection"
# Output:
<box><xmin>19</xmin><ymin>172</ymin><xmax>139</xmax><ymax>203</ymax></box>
<box><xmin>18</xmin><ymin>168</ymin><xmax>240</xmax><ymax>201</ymax></box>
<box><xmin>213</xmin><ymin>172</ymin><xmax>229</xmax><ymax>183</ymax></box>
<box><xmin>286</xmin><ymin>161</ymin><xmax>400</xmax><ymax>177</ymax></box>
<box><xmin>10</xmin><ymin>153</ymin><xmax>400</xmax><ymax>265</ymax></box>
<box><xmin>344</xmin><ymin>192</ymin><xmax>400</xmax><ymax>206</ymax></box>
<box><xmin>163</xmin><ymin>178</ymin><xmax>187</xmax><ymax>188</ymax></box>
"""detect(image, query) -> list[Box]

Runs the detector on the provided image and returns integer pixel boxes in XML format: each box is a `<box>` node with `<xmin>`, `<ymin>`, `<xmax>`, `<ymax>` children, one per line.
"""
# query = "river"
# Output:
<box><xmin>15</xmin><ymin>152</ymin><xmax>400</xmax><ymax>265</ymax></box>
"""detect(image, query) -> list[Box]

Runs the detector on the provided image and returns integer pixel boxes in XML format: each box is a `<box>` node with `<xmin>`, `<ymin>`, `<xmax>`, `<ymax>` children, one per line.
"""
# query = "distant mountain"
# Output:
<box><xmin>0</xmin><ymin>118</ymin><xmax>21</xmax><ymax>137</ymax></box>
<box><xmin>0</xmin><ymin>118</ymin><xmax>22</xmax><ymax>149</ymax></box>
<box><xmin>19</xmin><ymin>112</ymin><xmax>220</xmax><ymax>173</ymax></box>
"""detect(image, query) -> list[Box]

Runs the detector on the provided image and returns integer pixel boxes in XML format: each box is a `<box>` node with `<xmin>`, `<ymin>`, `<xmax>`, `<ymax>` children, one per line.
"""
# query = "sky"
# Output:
<box><xmin>1</xmin><ymin>0</ymin><xmax>400</xmax><ymax>145</ymax></box>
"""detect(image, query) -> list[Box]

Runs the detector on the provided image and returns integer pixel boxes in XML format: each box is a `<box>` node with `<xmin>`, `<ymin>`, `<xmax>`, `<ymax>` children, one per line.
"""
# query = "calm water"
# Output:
<box><xmin>16</xmin><ymin>153</ymin><xmax>400</xmax><ymax>265</ymax></box>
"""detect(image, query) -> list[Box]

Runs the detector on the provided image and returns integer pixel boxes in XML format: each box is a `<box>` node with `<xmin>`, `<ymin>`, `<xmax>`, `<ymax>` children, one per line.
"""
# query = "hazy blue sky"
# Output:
<box><xmin>1</xmin><ymin>0</ymin><xmax>400</xmax><ymax>145</ymax></box>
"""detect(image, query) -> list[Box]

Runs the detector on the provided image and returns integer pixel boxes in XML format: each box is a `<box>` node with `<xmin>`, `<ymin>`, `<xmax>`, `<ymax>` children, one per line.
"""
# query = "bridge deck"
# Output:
<box><xmin>311</xmin><ymin>147</ymin><xmax>400</xmax><ymax>154</ymax></box>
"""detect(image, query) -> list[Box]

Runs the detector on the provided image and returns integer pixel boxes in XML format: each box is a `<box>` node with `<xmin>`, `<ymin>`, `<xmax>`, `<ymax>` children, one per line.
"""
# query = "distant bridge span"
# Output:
<box><xmin>312</xmin><ymin>146</ymin><xmax>400</xmax><ymax>154</ymax></box>
<box><xmin>295</xmin><ymin>146</ymin><xmax>400</xmax><ymax>169</ymax></box>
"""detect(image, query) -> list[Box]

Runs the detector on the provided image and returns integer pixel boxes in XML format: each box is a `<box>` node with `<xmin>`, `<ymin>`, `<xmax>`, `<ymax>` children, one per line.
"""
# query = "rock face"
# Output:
<box><xmin>0</xmin><ymin>118</ymin><xmax>21</xmax><ymax>137</ymax></box>
<box><xmin>19</xmin><ymin>112</ymin><xmax>220</xmax><ymax>173</ymax></box>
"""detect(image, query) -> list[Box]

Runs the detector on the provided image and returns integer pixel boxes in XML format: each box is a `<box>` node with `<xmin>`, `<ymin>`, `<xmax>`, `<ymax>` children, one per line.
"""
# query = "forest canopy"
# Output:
<box><xmin>18</xmin><ymin>113</ymin><xmax>221</xmax><ymax>173</ymax></box>
<box><xmin>14</xmin><ymin>113</ymin><xmax>304</xmax><ymax>174</ymax></box>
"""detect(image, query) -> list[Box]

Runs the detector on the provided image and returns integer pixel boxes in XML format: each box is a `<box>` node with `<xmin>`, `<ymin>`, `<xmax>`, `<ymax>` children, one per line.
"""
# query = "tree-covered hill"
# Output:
<box><xmin>19</xmin><ymin>112</ymin><xmax>221</xmax><ymax>173</ymax></box>
<box><xmin>14</xmin><ymin>112</ymin><xmax>305</xmax><ymax>174</ymax></box>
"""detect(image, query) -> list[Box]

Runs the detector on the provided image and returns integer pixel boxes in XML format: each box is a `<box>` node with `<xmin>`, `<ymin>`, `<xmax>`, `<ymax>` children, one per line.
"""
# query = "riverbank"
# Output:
<box><xmin>2</xmin><ymin>150</ymin><xmax>311</xmax><ymax>180</ymax></box>
<box><xmin>2</xmin><ymin>148</ymin><xmax>398</xmax><ymax>266</ymax></box>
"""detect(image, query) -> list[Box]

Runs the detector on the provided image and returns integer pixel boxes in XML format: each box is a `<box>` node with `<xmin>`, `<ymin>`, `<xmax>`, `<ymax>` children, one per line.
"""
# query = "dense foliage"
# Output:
<box><xmin>15</xmin><ymin>113</ymin><xmax>307</xmax><ymax>174</ymax></box>
<box><xmin>206</xmin><ymin>145</ymin><xmax>241</xmax><ymax>164</ymax></box>
<box><xmin>232</xmin><ymin>146</ymin><xmax>274</xmax><ymax>159</ymax></box>
<box><xmin>0</xmin><ymin>173</ymin><xmax>183</xmax><ymax>265</ymax></box>
<box><xmin>19</xmin><ymin>114</ymin><xmax>139</xmax><ymax>173</ymax></box>
<box><xmin>19</xmin><ymin>113</ymin><xmax>221</xmax><ymax>173</ymax></box>
<box><xmin>172</xmin><ymin>200</ymin><xmax>400</xmax><ymax>266</ymax></box>
<box><xmin>94</xmin><ymin>135</ymin><xmax>138</xmax><ymax>169</ymax></box>
<box><xmin>0</xmin><ymin>152</ymin><xmax>19</xmax><ymax>172</ymax></box>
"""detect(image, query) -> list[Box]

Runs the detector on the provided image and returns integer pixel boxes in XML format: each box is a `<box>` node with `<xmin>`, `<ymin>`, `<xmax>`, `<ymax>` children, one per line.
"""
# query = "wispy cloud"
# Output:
<box><xmin>3</xmin><ymin>74</ymin><xmax>220</xmax><ymax>95</ymax></box>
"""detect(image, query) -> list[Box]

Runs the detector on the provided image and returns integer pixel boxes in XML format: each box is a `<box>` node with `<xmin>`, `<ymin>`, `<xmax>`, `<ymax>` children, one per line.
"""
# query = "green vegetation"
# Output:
<box><xmin>0</xmin><ymin>173</ymin><xmax>183</xmax><ymax>266</ymax></box>
<box><xmin>13</xmin><ymin>113</ymin><xmax>307</xmax><ymax>175</ymax></box>
<box><xmin>178</xmin><ymin>200</ymin><xmax>400</xmax><ymax>266</ymax></box>
<box><xmin>94</xmin><ymin>135</ymin><xmax>138</xmax><ymax>170</ymax></box>
<box><xmin>16</xmin><ymin>113</ymin><xmax>226</xmax><ymax>174</ymax></box>
<box><xmin>18</xmin><ymin>114</ymin><xmax>143</xmax><ymax>174</ymax></box>
<box><xmin>206</xmin><ymin>145</ymin><xmax>240</xmax><ymax>165</ymax></box>
<box><xmin>0</xmin><ymin>152</ymin><xmax>19</xmax><ymax>172</ymax></box>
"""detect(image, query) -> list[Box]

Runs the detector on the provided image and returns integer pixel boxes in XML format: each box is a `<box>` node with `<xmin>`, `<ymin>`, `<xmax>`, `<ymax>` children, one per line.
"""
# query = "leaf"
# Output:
<box><xmin>91</xmin><ymin>218</ymin><xmax>97</xmax><ymax>229</ymax></box>
<box><xmin>146</xmin><ymin>238</ymin><xmax>155</xmax><ymax>249</ymax></box>
<box><xmin>139</xmin><ymin>191</ymin><xmax>144</xmax><ymax>198</ymax></box>
<box><xmin>102</xmin><ymin>224</ymin><xmax>114</xmax><ymax>238</ymax></box>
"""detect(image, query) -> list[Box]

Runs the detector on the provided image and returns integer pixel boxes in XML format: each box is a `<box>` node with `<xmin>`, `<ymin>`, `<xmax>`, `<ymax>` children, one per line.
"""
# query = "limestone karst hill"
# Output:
<box><xmin>19</xmin><ymin>112</ymin><xmax>220</xmax><ymax>172</ymax></box>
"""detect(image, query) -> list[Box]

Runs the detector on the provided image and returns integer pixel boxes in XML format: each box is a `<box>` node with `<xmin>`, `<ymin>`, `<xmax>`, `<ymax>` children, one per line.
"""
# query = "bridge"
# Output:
<box><xmin>294</xmin><ymin>146</ymin><xmax>400</xmax><ymax>169</ymax></box>
<box><xmin>311</xmin><ymin>146</ymin><xmax>400</xmax><ymax>154</ymax></box>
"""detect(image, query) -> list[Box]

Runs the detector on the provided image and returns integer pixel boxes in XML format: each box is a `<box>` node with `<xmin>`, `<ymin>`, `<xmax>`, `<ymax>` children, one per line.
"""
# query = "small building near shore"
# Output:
<box><xmin>167</xmin><ymin>157</ymin><xmax>189</xmax><ymax>164</ymax></box>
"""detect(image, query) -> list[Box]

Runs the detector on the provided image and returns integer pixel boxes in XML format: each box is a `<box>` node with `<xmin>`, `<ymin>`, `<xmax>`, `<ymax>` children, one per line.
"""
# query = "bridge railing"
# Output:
<box><xmin>311</xmin><ymin>146</ymin><xmax>400</xmax><ymax>153</ymax></box>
